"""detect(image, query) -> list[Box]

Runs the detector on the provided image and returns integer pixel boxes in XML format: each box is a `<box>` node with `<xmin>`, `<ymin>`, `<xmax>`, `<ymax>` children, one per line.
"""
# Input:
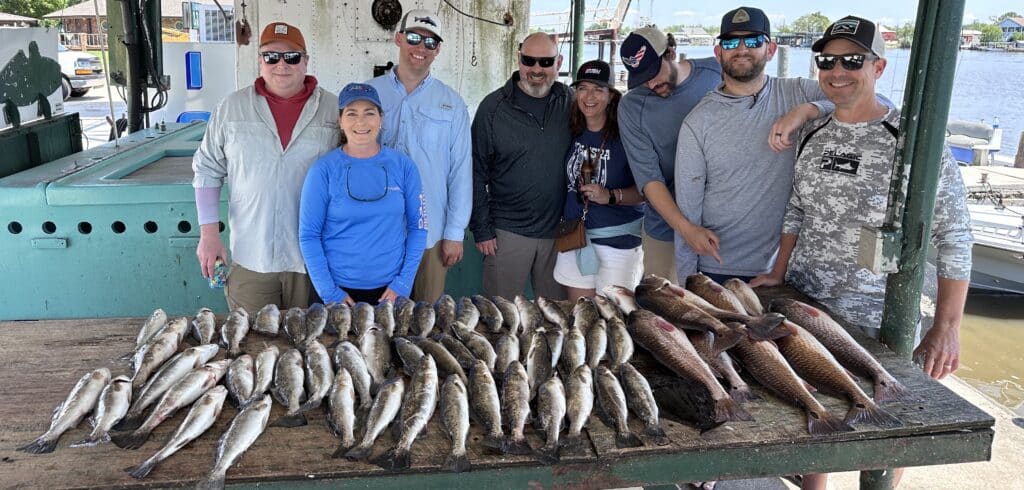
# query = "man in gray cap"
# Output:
<box><xmin>617</xmin><ymin>26</ymin><xmax>721</xmax><ymax>282</ymax></box>
<box><xmin>366</xmin><ymin>9</ymin><xmax>472</xmax><ymax>303</ymax></box>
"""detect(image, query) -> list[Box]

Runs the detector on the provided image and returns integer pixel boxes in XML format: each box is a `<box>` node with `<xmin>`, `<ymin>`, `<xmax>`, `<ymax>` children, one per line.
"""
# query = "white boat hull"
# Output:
<box><xmin>968</xmin><ymin>204</ymin><xmax>1024</xmax><ymax>294</ymax></box>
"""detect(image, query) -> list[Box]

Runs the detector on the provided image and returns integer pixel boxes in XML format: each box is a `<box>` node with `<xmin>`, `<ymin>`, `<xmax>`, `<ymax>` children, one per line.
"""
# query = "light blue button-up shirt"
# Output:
<box><xmin>366</xmin><ymin>69</ymin><xmax>472</xmax><ymax>249</ymax></box>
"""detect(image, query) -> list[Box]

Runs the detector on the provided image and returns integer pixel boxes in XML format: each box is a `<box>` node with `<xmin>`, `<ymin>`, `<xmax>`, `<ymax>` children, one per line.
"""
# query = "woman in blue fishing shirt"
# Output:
<box><xmin>554</xmin><ymin>60</ymin><xmax>645</xmax><ymax>301</ymax></box>
<box><xmin>299</xmin><ymin>83</ymin><xmax>427</xmax><ymax>305</ymax></box>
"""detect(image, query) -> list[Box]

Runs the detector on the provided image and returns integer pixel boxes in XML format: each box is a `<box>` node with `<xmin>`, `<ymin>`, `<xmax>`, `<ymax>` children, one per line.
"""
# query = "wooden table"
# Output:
<box><xmin>0</xmin><ymin>290</ymin><xmax>994</xmax><ymax>489</ymax></box>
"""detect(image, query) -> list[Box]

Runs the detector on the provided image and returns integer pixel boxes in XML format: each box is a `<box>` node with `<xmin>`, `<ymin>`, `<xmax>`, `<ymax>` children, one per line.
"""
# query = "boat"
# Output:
<box><xmin>968</xmin><ymin>203</ymin><xmax>1024</xmax><ymax>294</ymax></box>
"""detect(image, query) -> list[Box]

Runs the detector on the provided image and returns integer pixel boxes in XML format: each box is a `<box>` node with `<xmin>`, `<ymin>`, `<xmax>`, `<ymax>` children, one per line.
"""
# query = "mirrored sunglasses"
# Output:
<box><xmin>814</xmin><ymin>53</ymin><xmax>875</xmax><ymax>71</ymax></box>
<box><xmin>404</xmin><ymin>31</ymin><xmax>439</xmax><ymax>50</ymax></box>
<box><xmin>520</xmin><ymin>54</ymin><xmax>556</xmax><ymax>68</ymax></box>
<box><xmin>719</xmin><ymin>34</ymin><xmax>767</xmax><ymax>50</ymax></box>
<box><xmin>261</xmin><ymin>51</ymin><xmax>304</xmax><ymax>65</ymax></box>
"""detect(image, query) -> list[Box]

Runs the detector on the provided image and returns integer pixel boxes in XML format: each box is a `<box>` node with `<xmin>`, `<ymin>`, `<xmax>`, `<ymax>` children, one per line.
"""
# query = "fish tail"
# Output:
<box><xmin>745</xmin><ymin>313</ymin><xmax>790</xmax><ymax>341</ymax></box>
<box><xmin>559</xmin><ymin>434</ymin><xmax>585</xmax><ymax>454</ymax></box>
<box><xmin>194</xmin><ymin>470</ymin><xmax>227</xmax><ymax>490</ymax></box>
<box><xmin>443</xmin><ymin>451</ymin><xmax>471</xmax><ymax>473</ymax></box>
<box><xmin>615</xmin><ymin>429</ymin><xmax>644</xmax><ymax>449</ymax></box>
<box><xmin>110</xmin><ymin>429</ymin><xmax>151</xmax><ymax>450</ymax></box>
<box><xmin>297</xmin><ymin>397</ymin><xmax>323</xmax><ymax>413</ymax></box>
<box><xmin>482</xmin><ymin>434</ymin><xmax>505</xmax><ymax>453</ymax></box>
<box><xmin>270</xmin><ymin>411</ymin><xmax>308</xmax><ymax>428</ymax></box>
<box><xmin>114</xmin><ymin>413</ymin><xmax>144</xmax><ymax>431</ymax></box>
<box><xmin>874</xmin><ymin>377</ymin><xmax>912</xmax><ymax>404</ymax></box>
<box><xmin>125</xmin><ymin>457</ymin><xmax>158</xmax><ymax>480</ymax></box>
<box><xmin>716</xmin><ymin>397</ymin><xmax>754</xmax><ymax>422</ymax></box>
<box><xmin>533</xmin><ymin>443</ymin><xmax>560</xmax><ymax>464</ymax></box>
<box><xmin>643</xmin><ymin>424</ymin><xmax>671</xmax><ymax>446</ymax></box>
<box><xmin>711</xmin><ymin>327</ymin><xmax>745</xmax><ymax>355</ymax></box>
<box><xmin>729</xmin><ymin>384</ymin><xmax>757</xmax><ymax>403</ymax></box>
<box><xmin>371</xmin><ymin>447</ymin><xmax>411</xmax><ymax>471</ymax></box>
<box><xmin>845</xmin><ymin>401</ymin><xmax>903</xmax><ymax>428</ymax></box>
<box><xmin>807</xmin><ymin>410</ymin><xmax>855</xmax><ymax>435</ymax></box>
<box><xmin>69</xmin><ymin>432</ymin><xmax>109</xmax><ymax>448</ymax></box>
<box><xmin>343</xmin><ymin>442</ymin><xmax>373</xmax><ymax>461</ymax></box>
<box><xmin>16</xmin><ymin>435</ymin><xmax>58</xmax><ymax>454</ymax></box>
<box><xmin>502</xmin><ymin>435</ymin><xmax>533</xmax><ymax>455</ymax></box>
<box><xmin>225</xmin><ymin>348</ymin><xmax>241</xmax><ymax>359</ymax></box>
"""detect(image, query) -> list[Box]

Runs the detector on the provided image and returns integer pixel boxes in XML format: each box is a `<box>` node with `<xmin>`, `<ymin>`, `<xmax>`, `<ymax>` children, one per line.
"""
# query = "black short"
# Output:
<box><xmin>342</xmin><ymin>286</ymin><xmax>388</xmax><ymax>304</ymax></box>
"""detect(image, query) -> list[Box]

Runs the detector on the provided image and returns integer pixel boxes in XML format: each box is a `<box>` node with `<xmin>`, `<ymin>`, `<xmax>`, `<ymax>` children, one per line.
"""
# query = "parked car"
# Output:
<box><xmin>56</xmin><ymin>44</ymin><xmax>103</xmax><ymax>99</ymax></box>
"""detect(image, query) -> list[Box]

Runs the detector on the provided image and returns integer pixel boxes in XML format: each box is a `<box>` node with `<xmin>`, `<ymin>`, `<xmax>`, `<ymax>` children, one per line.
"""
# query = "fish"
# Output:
<box><xmin>600</xmin><ymin>285</ymin><xmax>640</xmax><ymax>315</ymax></box>
<box><xmin>534</xmin><ymin>375</ymin><xmax>567</xmax><ymax>463</ymax></box>
<box><xmin>253</xmin><ymin>304</ymin><xmax>280</xmax><ymax>336</ymax></box>
<box><xmin>573</xmin><ymin>297</ymin><xmax>601</xmax><ymax>333</ymax></box>
<box><xmin>468</xmin><ymin>359</ymin><xmax>504</xmax><ymax>451</ymax></box>
<box><xmin>361</xmin><ymin>326</ymin><xmax>392</xmax><ymax>392</ymax></box>
<box><xmin>122</xmin><ymin>344</ymin><xmax>220</xmax><ymax>429</ymax></box>
<box><xmin>394</xmin><ymin>297</ymin><xmax>416</xmax><ymax>337</ymax></box>
<box><xmin>270</xmin><ymin>348</ymin><xmax>306</xmax><ymax>428</ymax></box>
<box><xmin>627</xmin><ymin>310</ymin><xmax>751</xmax><ymax>424</ymax></box>
<box><xmin>435</xmin><ymin>295</ymin><xmax>457</xmax><ymax>335</ymax></box>
<box><xmin>618</xmin><ymin>363</ymin><xmax>670</xmax><ymax>445</ymax></box>
<box><xmin>563</xmin><ymin>364</ymin><xmax>594</xmax><ymax>454</ymax></box>
<box><xmin>131</xmin><ymin>332</ymin><xmax>179</xmax><ymax>392</ymax></box>
<box><xmin>136</xmin><ymin>308</ymin><xmax>168</xmax><ymax>348</ymax></box>
<box><xmin>343</xmin><ymin>377</ymin><xmax>406</xmax><ymax>460</ymax></box>
<box><xmin>351</xmin><ymin>302</ymin><xmax>375</xmax><ymax>339</ymax></box>
<box><xmin>245</xmin><ymin>344</ymin><xmax>279</xmax><ymax>407</ymax></box>
<box><xmin>435</xmin><ymin>331</ymin><xmax>477</xmax><ymax>370</ymax></box>
<box><xmin>593</xmin><ymin>294</ymin><xmax>624</xmax><ymax>322</ymax></box>
<box><xmin>130</xmin><ymin>316</ymin><xmax>188</xmax><ymax>371</ymax></box>
<box><xmin>472</xmin><ymin>295</ymin><xmax>504</xmax><ymax>333</ymax></box>
<box><xmin>394</xmin><ymin>336</ymin><xmax>427</xmax><ymax>375</ymax></box>
<box><xmin>560</xmin><ymin>319</ymin><xmax>586</xmax><ymax>378</ymax></box>
<box><xmin>457</xmin><ymin>329</ymin><xmax>497</xmax><ymax>371</ymax></box>
<box><xmin>332</xmin><ymin>341</ymin><xmax>373</xmax><ymax>412</ymax></box>
<box><xmin>327</xmin><ymin>302</ymin><xmax>352</xmax><ymax>337</ymax></box>
<box><xmin>412</xmin><ymin>301</ymin><xmax>436</xmax><ymax>337</ymax></box>
<box><xmin>372</xmin><ymin>355</ymin><xmax>438</xmax><ymax>471</ymax></box>
<box><xmin>606</xmin><ymin>316</ymin><xmax>634</xmax><ymax>368</ymax></box>
<box><xmin>409</xmin><ymin>336</ymin><xmax>468</xmax><ymax>386</ymax></box>
<box><xmin>327</xmin><ymin>368</ymin><xmax>357</xmax><ymax>453</ymax></box>
<box><xmin>296</xmin><ymin>341</ymin><xmax>334</xmax><ymax>413</ymax></box>
<box><xmin>192</xmin><ymin>307</ymin><xmax>218</xmax><ymax>344</ymax></box>
<box><xmin>544</xmin><ymin>322</ymin><xmax>565</xmax><ymax>369</ymax></box>
<box><xmin>283</xmin><ymin>307</ymin><xmax>306</xmax><ymax>347</ymax></box>
<box><xmin>375</xmin><ymin>300</ymin><xmax>396</xmax><ymax>337</ymax></box>
<box><xmin>304</xmin><ymin>303</ymin><xmax>328</xmax><ymax>347</ymax></box>
<box><xmin>455</xmin><ymin>297</ymin><xmax>480</xmax><ymax>334</ymax></box>
<box><xmin>524</xmin><ymin>328</ymin><xmax>553</xmax><ymax>399</ymax></box>
<box><xmin>494</xmin><ymin>331</ymin><xmax>520</xmax><ymax>378</ymax></box>
<box><xmin>225</xmin><ymin>355</ymin><xmax>255</xmax><ymax>408</ymax></box>
<box><xmin>500</xmin><ymin>361</ymin><xmax>533</xmax><ymax>455</ymax></box>
<box><xmin>19</xmin><ymin>368</ymin><xmax>111</xmax><ymax>453</ymax></box>
<box><xmin>730</xmin><ymin>335</ymin><xmax>854</xmax><ymax>435</ymax></box>
<box><xmin>775</xmin><ymin>321</ymin><xmax>903</xmax><ymax>428</ymax></box>
<box><xmin>112</xmin><ymin>360</ymin><xmax>229</xmax><ymax>450</ymax></box>
<box><xmin>220</xmin><ymin>308</ymin><xmax>250</xmax><ymax>358</ymax></box>
<box><xmin>635</xmin><ymin>281</ymin><xmax>747</xmax><ymax>355</ymax></box>
<box><xmin>685</xmin><ymin>273</ymin><xmax>754</xmax><ymax>318</ymax></box>
<box><xmin>515</xmin><ymin>295</ymin><xmax>544</xmax><ymax>342</ymax></box>
<box><xmin>537</xmin><ymin>296</ymin><xmax>570</xmax><ymax>330</ymax></box>
<box><xmin>594</xmin><ymin>366</ymin><xmax>644</xmax><ymax>449</ymax></box>
<box><xmin>440</xmin><ymin>374</ymin><xmax>472</xmax><ymax>472</ymax></box>
<box><xmin>770</xmin><ymin>298</ymin><xmax>912</xmax><ymax>403</ymax></box>
<box><xmin>125</xmin><ymin>386</ymin><xmax>227</xmax><ymax>480</ymax></box>
<box><xmin>687</xmin><ymin>330</ymin><xmax>756</xmax><ymax>403</ymax></box>
<box><xmin>723</xmin><ymin>278</ymin><xmax>765</xmax><ymax>316</ymax></box>
<box><xmin>493</xmin><ymin>296</ymin><xmax>521</xmax><ymax>335</ymax></box>
<box><xmin>586</xmin><ymin>319</ymin><xmax>608</xmax><ymax>369</ymax></box>
<box><xmin>195</xmin><ymin>393</ymin><xmax>272</xmax><ymax>490</ymax></box>
<box><xmin>70</xmin><ymin>375</ymin><xmax>132</xmax><ymax>447</ymax></box>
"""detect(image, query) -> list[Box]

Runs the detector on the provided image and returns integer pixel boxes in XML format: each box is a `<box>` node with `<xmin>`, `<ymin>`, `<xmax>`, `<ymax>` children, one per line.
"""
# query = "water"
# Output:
<box><xmin>959</xmin><ymin>293</ymin><xmax>1024</xmax><ymax>416</ymax></box>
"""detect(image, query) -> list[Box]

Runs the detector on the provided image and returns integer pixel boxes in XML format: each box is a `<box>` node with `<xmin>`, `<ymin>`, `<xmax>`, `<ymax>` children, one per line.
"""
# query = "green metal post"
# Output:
<box><xmin>571</xmin><ymin>0</ymin><xmax>586</xmax><ymax>80</ymax></box>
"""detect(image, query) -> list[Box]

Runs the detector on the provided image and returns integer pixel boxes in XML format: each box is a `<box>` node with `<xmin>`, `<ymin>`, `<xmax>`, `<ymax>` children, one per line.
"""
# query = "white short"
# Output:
<box><xmin>553</xmin><ymin>244</ymin><xmax>644</xmax><ymax>291</ymax></box>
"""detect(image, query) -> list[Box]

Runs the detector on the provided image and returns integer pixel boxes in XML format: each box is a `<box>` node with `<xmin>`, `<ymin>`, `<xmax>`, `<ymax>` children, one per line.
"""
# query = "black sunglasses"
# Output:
<box><xmin>346</xmin><ymin>165</ymin><xmax>390</xmax><ymax>202</ymax></box>
<box><xmin>815</xmin><ymin>53</ymin><xmax>876</xmax><ymax>71</ymax></box>
<box><xmin>520</xmin><ymin>54</ymin><xmax>556</xmax><ymax>68</ymax></box>
<box><xmin>260</xmin><ymin>51</ymin><xmax>304</xmax><ymax>65</ymax></box>
<box><xmin>404</xmin><ymin>31</ymin><xmax>440</xmax><ymax>50</ymax></box>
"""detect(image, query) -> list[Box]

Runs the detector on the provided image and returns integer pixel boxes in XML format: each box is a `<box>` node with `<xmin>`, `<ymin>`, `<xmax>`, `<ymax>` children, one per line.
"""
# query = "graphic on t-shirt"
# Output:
<box><xmin>565</xmin><ymin>141</ymin><xmax>610</xmax><ymax>192</ymax></box>
<box><xmin>819</xmin><ymin>150</ymin><xmax>860</xmax><ymax>175</ymax></box>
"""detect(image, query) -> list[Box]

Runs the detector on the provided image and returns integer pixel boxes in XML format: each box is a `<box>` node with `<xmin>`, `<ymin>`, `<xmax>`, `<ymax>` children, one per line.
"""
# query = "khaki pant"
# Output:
<box><xmin>483</xmin><ymin>229</ymin><xmax>566</xmax><ymax>300</ymax></box>
<box><xmin>225</xmin><ymin>263</ymin><xmax>314</xmax><ymax>314</ymax></box>
<box><xmin>411</xmin><ymin>242</ymin><xmax>448</xmax><ymax>304</ymax></box>
<box><xmin>642</xmin><ymin>232</ymin><xmax>677</xmax><ymax>283</ymax></box>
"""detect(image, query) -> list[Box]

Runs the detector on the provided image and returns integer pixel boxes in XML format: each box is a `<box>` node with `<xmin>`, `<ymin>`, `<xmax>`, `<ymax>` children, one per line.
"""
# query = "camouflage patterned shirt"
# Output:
<box><xmin>783</xmin><ymin>108</ymin><xmax>973</xmax><ymax>331</ymax></box>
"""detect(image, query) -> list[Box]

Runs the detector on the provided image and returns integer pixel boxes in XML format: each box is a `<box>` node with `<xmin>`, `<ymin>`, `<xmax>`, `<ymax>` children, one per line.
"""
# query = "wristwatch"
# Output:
<box><xmin>608</xmin><ymin>189</ymin><xmax>617</xmax><ymax>205</ymax></box>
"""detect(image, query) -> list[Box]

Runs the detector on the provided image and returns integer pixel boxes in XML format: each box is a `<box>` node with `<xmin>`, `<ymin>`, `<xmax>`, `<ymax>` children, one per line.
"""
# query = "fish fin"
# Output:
<box><xmin>113</xmin><ymin>412</ymin><xmax>144</xmax><ymax>431</ymax></box>
<box><xmin>330</xmin><ymin>440</ymin><xmax>355</xmax><ymax>458</ymax></box>
<box><xmin>710</xmin><ymin>327</ymin><xmax>745</xmax><ymax>355</ymax></box>
<box><xmin>69</xmin><ymin>432</ymin><xmax>109</xmax><ymax>448</ymax></box>
<box><xmin>194</xmin><ymin>471</ymin><xmax>227</xmax><ymax>490</ymax></box>
<box><xmin>716</xmin><ymin>397</ymin><xmax>753</xmax><ymax>423</ymax></box>
<box><xmin>442</xmin><ymin>452</ymin><xmax>471</xmax><ymax>473</ymax></box>
<box><xmin>297</xmin><ymin>397</ymin><xmax>323</xmax><ymax>413</ymax></box>
<box><xmin>643</xmin><ymin>424</ymin><xmax>671</xmax><ymax>446</ymax></box>
<box><xmin>800</xmin><ymin>378</ymin><xmax>818</xmax><ymax>393</ymax></box>
<box><xmin>343</xmin><ymin>443</ymin><xmax>372</xmax><ymax>461</ymax></box>
<box><xmin>502</xmin><ymin>435</ymin><xmax>533</xmax><ymax>455</ymax></box>
<box><xmin>110</xmin><ymin>429</ymin><xmax>150</xmax><ymax>450</ymax></box>
<box><xmin>559</xmin><ymin>434</ymin><xmax>585</xmax><ymax>454</ymax></box>
<box><xmin>845</xmin><ymin>401</ymin><xmax>903</xmax><ymax>428</ymax></box>
<box><xmin>370</xmin><ymin>447</ymin><xmax>411</xmax><ymax>471</ymax></box>
<box><xmin>125</xmin><ymin>458</ymin><xmax>157</xmax><ymax>480</ymax></box>
<box><xmin>16</xmin><ymin>436</ymin><xmax>58</xmax><ymax>454</ymax></box>
<box><xmin>270</xmin><ymin>412</ymin><xmax>308</xmax><ymax>428</ymax></box>
<box><xmin>807</xmin><ymin>410</ymin><xmax>855</xmax><ymax>435</ymax></box>
<box><xmin>533</xmin><ymin>444</ymin><xmax>560</xmax><ymax>464</ymax></box>
<box><xmin>615</xmin><ymin>430</ymin><xmax>644</xmax><ymax>449</ymax></box>
<box><xmin>874</xmin><ymin>377</ymin><xmax>912</xmax><ymax>404</ymax></box>
<box><xmin>728</xmin><ymin>384</ymin><xmax>758</xmax><ymax>403</ymax></box>
<box><xmin>482</xmin><ymin>435</ymin><xmax>505</xmax><ymax>454</ymax></box>
<box><xmin>744</xmin><ymin>313</ymin><xmax>790</xmax><ymax>341</ymax></box>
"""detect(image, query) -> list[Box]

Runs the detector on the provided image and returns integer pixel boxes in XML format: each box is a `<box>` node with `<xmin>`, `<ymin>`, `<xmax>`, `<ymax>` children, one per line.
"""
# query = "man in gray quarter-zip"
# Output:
<box><xmin>470</xmin><ymin>32</ymin><xmax>573</xmax><ymax>299</ymax></box>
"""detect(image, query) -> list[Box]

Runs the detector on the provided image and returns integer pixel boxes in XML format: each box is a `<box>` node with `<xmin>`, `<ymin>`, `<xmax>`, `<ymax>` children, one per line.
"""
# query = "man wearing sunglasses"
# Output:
<box><xmin>470</xmin><ymin>32</ymin><xmax>573</xmax><ymax>300</ymax></box>
<box><xmin>673</xmin><ymin>6</ymin><xmax>833</xmax><ymax>285</ymax></box>
<box><xmin>365</xmin><ymin>10</ymin><xmax>471</xmax><ymax>303</ymax></box>
<box><xmin>617</xmin><ymin>27</ymin><xmax>722</xmax><ymax>283</ymax></box>
<box><xmin>193</xmin><ymin>22</ymin><xmax>340</xmax><ymax>314</ymax></box>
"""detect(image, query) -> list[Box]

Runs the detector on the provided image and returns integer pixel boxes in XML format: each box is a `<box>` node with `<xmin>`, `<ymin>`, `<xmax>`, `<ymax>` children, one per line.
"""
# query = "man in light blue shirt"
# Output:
<box><xmin>366</xmin><ymin>9</ymin><xmax>472</xmax><ymax>302</ymax></box>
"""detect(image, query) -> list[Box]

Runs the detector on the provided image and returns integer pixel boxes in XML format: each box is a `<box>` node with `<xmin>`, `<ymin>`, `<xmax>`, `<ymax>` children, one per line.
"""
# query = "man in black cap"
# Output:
<box><xmin>617</xmin><ymin>27</ymin><xmax>722</xmax><ymax>282</ymax></box>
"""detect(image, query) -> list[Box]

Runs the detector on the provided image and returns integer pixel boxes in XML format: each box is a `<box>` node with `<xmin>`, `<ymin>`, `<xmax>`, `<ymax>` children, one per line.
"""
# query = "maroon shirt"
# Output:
<box><xmin>254</xmin><ymin>75</ymin><xmax>318</xmax><ymax>149</ymax></box>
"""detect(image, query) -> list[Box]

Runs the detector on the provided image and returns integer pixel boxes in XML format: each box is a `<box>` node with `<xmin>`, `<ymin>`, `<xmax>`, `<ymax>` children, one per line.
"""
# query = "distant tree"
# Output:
<box><xmin>703</xmin><ymin>25</ymin><xmax>720</xmax><ymax>37</ymax></box>
<box><xmin>587</xmin><ymin>21</ymin><xmax>609</xmax><ymax>31</ymax></box>
<box><xmin>0</xmin><ymin>0</ymin><xmax>71</xmax><ymax>19</ymax></box>
<box><xmin>1014</xmin><ymin>32</ymin><xmax>1024</xmax><ymax>41</ymax></box>
<box><xmin>791</xmin><ymin>11</ymin><xmax>830</xmax><ymax>33</ymax></box>
<box><xmin>896</xmin><ymin>21</ymin><xmax>915</xmax><ymax>44</ymax></box>
<box><xmin>980</xmin><ymin>24</ymin><xmax>1004</xmax><ymax>43</ymax></box>
<box><xmin>993</xmin><ymin>11</ymin><xmax>1023</xmax><ymax>22</ymax></box>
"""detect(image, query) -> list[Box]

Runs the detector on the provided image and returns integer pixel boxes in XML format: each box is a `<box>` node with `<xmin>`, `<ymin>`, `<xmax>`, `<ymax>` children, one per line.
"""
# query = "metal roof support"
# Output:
<box><xmin>571</xmin><ymin>0</ymin><xmax>585</xmax><ymax>79</ymax></box>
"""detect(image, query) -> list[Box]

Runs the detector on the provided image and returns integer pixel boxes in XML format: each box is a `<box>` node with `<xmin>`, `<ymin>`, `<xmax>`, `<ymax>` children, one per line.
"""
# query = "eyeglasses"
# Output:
<box><xmin>814</xmin><ymin>53</ymin><xmax>876</xmax><ymax>71</ymax></box>
<box><xmin>404</xmin><ymin>31</ymin><xmax>439</xmax><ymax>50</ymax></box>
<box><xmin>719</xmin><ymin>34</ymin><xmax>768</xmax><ymax>50</ymax></box>
<box><xmin>520</xmin><ymin>54</ymin><xmax>556</xmax><ymax>68</ymax></box>
<box><xmin>260</xmin><ymin>51</ymin><xmax>304</xmax><ymax>65</ymax></box>
<box><xmin>346</xmin><ymin>165</ymin><xmax>390</xmax><ymax>202</ymax></box>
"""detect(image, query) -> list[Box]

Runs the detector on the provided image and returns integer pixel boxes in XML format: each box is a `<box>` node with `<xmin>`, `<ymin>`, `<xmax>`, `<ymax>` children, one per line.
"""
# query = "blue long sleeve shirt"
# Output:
<box><xmin>299</xmin><ymin>146</ymin><xmax>428</xmax><ymax>303</ymax></box>
<box><xmin>366</xmin><ymin>70</ymin><xmax>472</xmax><ymax>248</ymax></box>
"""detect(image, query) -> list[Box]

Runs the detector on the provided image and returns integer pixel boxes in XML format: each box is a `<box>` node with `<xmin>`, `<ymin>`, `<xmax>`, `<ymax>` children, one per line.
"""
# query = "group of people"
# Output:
<box><xmin>193</xmin><ymin>9</ymin><xmax>973</xmax><ymax>484</ymax></box>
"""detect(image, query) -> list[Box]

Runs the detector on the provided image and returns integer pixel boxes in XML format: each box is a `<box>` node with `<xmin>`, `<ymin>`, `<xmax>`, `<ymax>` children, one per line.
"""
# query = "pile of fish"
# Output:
<box><xmin>15</xmin><ymin>275</ymin><xmax>911</xmax><ymax>487</ymax></box>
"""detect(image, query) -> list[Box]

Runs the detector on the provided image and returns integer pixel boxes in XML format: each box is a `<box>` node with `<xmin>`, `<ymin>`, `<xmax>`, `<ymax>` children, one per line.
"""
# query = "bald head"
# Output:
<box><xmin>517</xmin><ymin>32</ymin><xmax>562</xmax><ymax>98</ymax></box>
<box><xmin>521</xmin><ymin>32</ymin><xmax>558</xmax><ymax>52</ymax></box>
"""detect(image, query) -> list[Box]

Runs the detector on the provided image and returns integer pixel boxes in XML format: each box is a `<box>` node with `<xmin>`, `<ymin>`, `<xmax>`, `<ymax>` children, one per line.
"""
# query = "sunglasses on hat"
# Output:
<box><xmin>719</xmin><ymin>34</ymin><xmax>767</xmax><ymax>50</ymax></box>
<box><xmin>814</xmin><ymin>53</ymin><xmax>876</xmax><ymax>71</ymax></box>
<box><xmin>261</xmin><ymin>51</ymin><xmax>304</xmax><ymax>65</ymax></box>
<box><xmin>404</xmin><ymin>31</ymin><xmax>440</xmax><ymax>50</ymax></box>
<box><xmin>520</xmin><ymin>54</ymin><xmax>556</xmax><ymax>68</ymax></box>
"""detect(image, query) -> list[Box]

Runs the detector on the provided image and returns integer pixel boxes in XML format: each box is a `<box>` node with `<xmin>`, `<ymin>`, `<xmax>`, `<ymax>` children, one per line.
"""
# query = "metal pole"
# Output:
<box><xmin>776</xmin><ymin>45</ymin><xmax>789</xmax><ymax>78</ymax></box>
<box><xmin>571</xmin><ymin>0</ymin><xmax>586</xmax><ymax>80</ymax></box>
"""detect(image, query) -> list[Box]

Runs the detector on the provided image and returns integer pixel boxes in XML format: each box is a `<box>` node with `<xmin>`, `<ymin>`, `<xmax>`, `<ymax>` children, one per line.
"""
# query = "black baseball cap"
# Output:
<box><xmin>572</xmin><ymin>60</ymin><xmax>614</xmax><ymax>88</ymax></box>
<box><xmin>619</xmin><ymin>27</ymin><xmax>668</xmax><ymax>89</ymax></box>
<box><xmin>719</xmin><ymin>6</ymin><xmax>770</xmax><ymax>38</ymax></box>
<box><xmin>812</xmin><ymin>16</ymin><xmax>886</xmax><ymax>57</ymax></box>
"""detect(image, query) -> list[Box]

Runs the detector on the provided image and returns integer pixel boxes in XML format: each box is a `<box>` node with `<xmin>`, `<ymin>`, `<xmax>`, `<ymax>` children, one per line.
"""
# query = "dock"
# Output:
<box><xmin>962</xmin><ymin>165</ymin><xmax>1024</xmax><ymax>203</ymax></box>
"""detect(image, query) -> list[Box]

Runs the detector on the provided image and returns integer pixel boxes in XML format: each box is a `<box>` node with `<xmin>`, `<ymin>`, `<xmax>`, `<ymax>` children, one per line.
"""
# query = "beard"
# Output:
<box><xmin>651</xmin><ymin>61</ymin><xmax>679</xmax><ymax>97</ymax></box>
<box><xmin>723</xmin><ymin>54</ymin><xmax>767</xmax><ymax>83</ymax></box>
<box><xmin>520</xmin><ymin>71</ymin><xmax>555</xmax><ymax>98</ymax></box>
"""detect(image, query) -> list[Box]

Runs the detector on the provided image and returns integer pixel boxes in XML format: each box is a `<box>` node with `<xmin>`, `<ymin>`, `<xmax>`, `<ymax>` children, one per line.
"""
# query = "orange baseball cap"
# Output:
<box><xmin>259</xmin><ymin>22</ymin><xmax>306</xmax><ymax>52</ymax></box>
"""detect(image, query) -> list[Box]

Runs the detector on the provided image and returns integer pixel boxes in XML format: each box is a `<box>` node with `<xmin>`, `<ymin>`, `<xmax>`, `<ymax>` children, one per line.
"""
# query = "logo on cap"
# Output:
<box><xmin>623</xmin><ymin>45</ymin><xmax>646</xmax><ymax>68</ymax></box>
<box><xmin>831</xmin><ymin>19</ymin><xmax>860</xmax><ymax>35</ymax></box>
<box><xmin>585</xmin><ymin>68</ymin><xmax>601</xmax><ymax>75</ymax></box>
<box><xmin>732</xmin><ymin>9</ymin><xmax>750</xmax><ymax>23</ymax></box>
<box><xmin>274</xmin><ymin>24</ymin><xmax>288</xmax><ymax>34</ymax></box>
<box><xmin>415</xmin><ymin>16</ymin><xmax>437</xmax><ymax>27</ymax></box>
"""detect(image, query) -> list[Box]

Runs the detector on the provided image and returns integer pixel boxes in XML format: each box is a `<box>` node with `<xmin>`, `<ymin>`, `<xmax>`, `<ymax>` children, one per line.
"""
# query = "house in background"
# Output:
<box><xmin>879</xmin><ymin>25</ymin><xmax>899</xmax><ymax>49</ymax></box>
<box><xmin>960</xmin><ymin>29</ymin><xmax>982</xmax><ymax>48</ymax></box>
<box><xmin>43</xmin><ymin>0</ymin><xmax>231</xmax><ymax>49</ymax></box>
<box><xmin>673</xmin><ymin>26</ymin><xmax>713</xmax><ymax>46</ymax></box>
<box><xmin>998</xmin><ymin>17</ymin><xmax>1024</xmax><ymax>41</ymax></box>
<box><xmin>0</xmin><ymin>12</ymin><xmax>39</xmax><ymax>27</ymax></box>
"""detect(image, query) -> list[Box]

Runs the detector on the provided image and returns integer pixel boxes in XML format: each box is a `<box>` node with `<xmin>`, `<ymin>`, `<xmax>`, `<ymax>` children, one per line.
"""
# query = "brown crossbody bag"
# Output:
<box><xmin>555</xmin><ymin>138</ymin><xmax>604</xmax><ymax>253</ymax></box>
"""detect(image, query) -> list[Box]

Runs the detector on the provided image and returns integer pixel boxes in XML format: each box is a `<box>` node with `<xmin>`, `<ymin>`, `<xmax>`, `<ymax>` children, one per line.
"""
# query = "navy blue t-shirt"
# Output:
<box><xmin>563</xmin><ymin>129</ymin><xmax>643</xmax><ymax>249</ymax></box>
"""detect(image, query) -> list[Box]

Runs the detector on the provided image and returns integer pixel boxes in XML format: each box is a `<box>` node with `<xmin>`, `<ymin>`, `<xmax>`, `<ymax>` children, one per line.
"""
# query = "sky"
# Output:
<box><xmin>528</xmin><ymin>0</ymin><xmax>1017</xmax><ymax>30</ymax></box>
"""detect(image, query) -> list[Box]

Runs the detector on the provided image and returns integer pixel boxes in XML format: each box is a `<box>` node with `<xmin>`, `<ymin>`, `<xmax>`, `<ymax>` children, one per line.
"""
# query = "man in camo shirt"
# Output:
<box><xmin>751</xmin><ymin>16</ymin><xmax>973</xmax><ymax>383</ymax></box>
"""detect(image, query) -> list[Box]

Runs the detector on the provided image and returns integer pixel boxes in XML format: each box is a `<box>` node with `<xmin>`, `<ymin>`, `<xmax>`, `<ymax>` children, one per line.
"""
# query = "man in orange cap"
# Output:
<box><xmin>192</xmin><ymin>22</ymin><xmax>340</xmax><ymax>313</ymax></box>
